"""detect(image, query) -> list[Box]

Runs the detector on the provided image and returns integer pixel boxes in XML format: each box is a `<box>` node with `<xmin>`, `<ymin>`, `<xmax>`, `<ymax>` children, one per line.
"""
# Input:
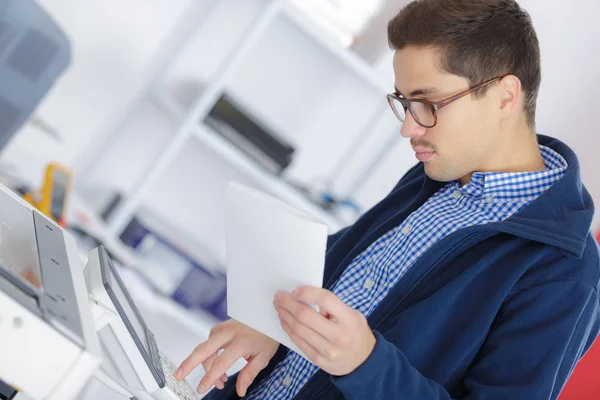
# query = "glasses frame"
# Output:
<box><xmin>386</xmin><ymin>76</ymin><xmax>504</xmax><ymax>128</ymax></box>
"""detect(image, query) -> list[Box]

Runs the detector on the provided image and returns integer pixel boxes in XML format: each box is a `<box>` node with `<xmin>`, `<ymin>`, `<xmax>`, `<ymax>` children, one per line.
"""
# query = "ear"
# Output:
<box><xmin>498</xmin><ymin>75</ymin><xmax>522</xmax><ymax>116</ymax></box>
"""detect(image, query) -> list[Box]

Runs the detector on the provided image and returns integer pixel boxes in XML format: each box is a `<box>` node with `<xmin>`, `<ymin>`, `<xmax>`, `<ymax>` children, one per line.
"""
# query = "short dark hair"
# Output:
<box><xmin>388</xmin><ymin>0</ymin><xmax>541</xmax><ymax>126</ymax></box>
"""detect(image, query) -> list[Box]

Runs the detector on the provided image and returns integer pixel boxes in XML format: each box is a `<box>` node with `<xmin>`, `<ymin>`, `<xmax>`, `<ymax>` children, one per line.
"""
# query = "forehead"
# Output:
<box><xmin>392</xmin><ymin>46</ymin><xmax>467</xmax><ymax>95</ymax></box>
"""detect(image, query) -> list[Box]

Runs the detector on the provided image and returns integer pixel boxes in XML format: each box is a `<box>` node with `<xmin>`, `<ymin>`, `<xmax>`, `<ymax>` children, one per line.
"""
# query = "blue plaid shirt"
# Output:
<box><xmin>247</xmin><ymin>145</ymin><xmax>567</xmax><ymax>400</ymax></box>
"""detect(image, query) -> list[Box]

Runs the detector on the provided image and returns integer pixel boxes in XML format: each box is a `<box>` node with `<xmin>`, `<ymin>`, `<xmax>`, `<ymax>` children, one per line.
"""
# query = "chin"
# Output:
<box><xmin>423</xmin><ymin>163</ymin><xmax>460</xmax><ymax>183</ymax></box>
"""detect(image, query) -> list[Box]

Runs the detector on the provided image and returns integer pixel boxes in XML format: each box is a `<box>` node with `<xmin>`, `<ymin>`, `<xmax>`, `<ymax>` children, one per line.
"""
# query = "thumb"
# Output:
<box><xmin>236</xmin><ymin>354</ymin><xmax>270</xmax><ymax>397</ymax></box>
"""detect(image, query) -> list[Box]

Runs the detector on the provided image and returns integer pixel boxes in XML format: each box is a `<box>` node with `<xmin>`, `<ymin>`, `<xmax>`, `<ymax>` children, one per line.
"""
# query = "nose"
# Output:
<box><xmin>400</xmin><ymin>111</ymin><xmax>427</xmax><ymax>139</ymax></box>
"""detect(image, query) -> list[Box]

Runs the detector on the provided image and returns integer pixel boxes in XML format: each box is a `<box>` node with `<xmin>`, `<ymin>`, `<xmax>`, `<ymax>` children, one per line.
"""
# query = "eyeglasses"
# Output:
<box><xmin>386</xmin><ymin>77</ymin><xmax>504</xmax><ymax>128</ymax></box>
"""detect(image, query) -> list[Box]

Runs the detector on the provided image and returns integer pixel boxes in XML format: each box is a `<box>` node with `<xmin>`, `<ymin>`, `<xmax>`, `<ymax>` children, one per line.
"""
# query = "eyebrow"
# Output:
<box><xmin>394</xmin><ymin>86</ymin><xmax>442</xmax><ymax>98</ymax></box>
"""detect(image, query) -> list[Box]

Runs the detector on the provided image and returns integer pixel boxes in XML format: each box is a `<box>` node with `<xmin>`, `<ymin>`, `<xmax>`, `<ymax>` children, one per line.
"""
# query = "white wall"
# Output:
<box><xmin>519</xmin><ymin>0</ymin><xmax>600</xmax><ymax>229</ymax></box>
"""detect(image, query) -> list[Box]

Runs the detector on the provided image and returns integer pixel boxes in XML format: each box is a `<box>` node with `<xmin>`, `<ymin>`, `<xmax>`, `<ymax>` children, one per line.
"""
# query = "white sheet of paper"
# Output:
<box><xmin>225</xmin><ymin>182</ymin><xmax>328</xmax><ymax>359</ymax></box>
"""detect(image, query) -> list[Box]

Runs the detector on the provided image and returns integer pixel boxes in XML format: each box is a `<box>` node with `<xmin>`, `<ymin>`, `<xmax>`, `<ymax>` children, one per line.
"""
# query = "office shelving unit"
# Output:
<box><xmin>67</xmin><ymin>0</ymin><xmax>397</xmax><ymax>340</ymax></box>
<box><xmin>75</xmin><ymin>0</ymin><xmax>391</xmax><ymax>241</ymax></box>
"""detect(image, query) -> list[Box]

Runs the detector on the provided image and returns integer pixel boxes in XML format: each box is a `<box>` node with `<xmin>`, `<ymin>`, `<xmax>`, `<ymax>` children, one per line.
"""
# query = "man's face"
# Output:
<box><xmin>392</xmin><ymin>46</ymin><xmax>501</xmax><ymax>182</ymax></box>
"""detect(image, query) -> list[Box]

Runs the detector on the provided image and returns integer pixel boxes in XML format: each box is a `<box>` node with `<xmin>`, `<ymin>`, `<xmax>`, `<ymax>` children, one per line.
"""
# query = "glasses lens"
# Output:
<box><xmin>387</xmin><ymin>96</ymin><xmax>406</xmax><ymax>122</ymax></box>
<box><xmin>409</xmin><ymin>101</ymin><xmax>435</xmax><ymax>127</ymax></box>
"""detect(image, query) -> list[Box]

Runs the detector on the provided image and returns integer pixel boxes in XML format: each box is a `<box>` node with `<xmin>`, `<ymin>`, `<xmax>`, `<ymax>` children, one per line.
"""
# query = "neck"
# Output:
<box><xmin>459</xmin><ymin>122</ymin><xmax>545</xmax><ymax>186</ymax></box>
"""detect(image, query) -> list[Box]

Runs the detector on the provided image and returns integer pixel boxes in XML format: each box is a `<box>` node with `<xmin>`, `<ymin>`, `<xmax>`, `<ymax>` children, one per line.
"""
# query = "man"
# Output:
<box><xmin>176</xmin><ymin>0</ymin><xmax>600</xmax><ymax>398</ymax></box>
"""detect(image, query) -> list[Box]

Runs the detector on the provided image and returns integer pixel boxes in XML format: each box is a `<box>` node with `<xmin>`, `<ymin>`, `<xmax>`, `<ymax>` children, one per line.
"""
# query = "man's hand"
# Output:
<box><xmin>274</xmin><ymin>287</ymin><xmax>376</xmax><ymax>376</ymax></box>
<box><xmin>174</xmin><ymin>319</ymin><xmax>279</xmax><ymax>397</ymax></box>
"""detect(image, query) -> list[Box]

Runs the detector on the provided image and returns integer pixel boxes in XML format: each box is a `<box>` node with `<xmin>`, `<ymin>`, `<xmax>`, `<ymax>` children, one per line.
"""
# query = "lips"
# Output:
<box><xmin>413</xmin><ymin>147</ymin><xmax>435</xmax><ymax>162</ymax></box>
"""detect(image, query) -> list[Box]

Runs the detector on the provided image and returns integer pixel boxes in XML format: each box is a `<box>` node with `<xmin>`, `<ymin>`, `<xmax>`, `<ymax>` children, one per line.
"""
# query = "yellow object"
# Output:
<box><xmin>24</xmin><ymin>163</ymin><xmax>72</xmax><ymax>226</ymax></box>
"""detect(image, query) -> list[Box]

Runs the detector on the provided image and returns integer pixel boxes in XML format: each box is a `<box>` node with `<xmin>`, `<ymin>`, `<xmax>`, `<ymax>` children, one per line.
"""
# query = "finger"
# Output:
<box><xmin>319</xmin><ymin>307</ymin><xmax>332</xmax><ymax>318</ymax></box>
<box><xmin>236</xmin><ymin>354</ymin><xmax>270</xmax><ymax>397</ymax></box>
<box><xmin>198</xmin><ymin>347</ymin><xmax>242</xmax><ymax>394</ymax></box>
<box><xmin>281</xmin><ymin>319</ymin><xmax>320</xmax><ymax>362</ymax></box>
<box><xmin>199</xmin><ymin>352</ymin><xmax>223</xmax><ymax>388</ymax></box>
<box><xmin>292</xmin><ymin>287</ymin><xmax>353</xmax><ymax>324</ymax></box>
<box><xmin>176</xmin><ymin>330</ymin><xmax>233</xmax><ymax>380</ymax></box>
<box><xmin>275</xmin><ymin>294</ymin><xmax>339</xmax><ymax>343</ymax></box>
<box><xmin>204</xmin><ymin>321</ymin><xmax>235</xmax><ymax>382</ymax></box>
<box><xmin>201</xmin><ymin>351</ymin><xmax>219</xmax><ymax>376</ymax></box>
<box><xmin>276</xmin><ymin>304</ymin><xmax>334</xmax><ymax>357</ymax></box>
<box><xmin>214</xmin><ymin>374</ymin><xmax>228</xmax><ymax>390</ymax></box>
<box><xmin>319</xmin><ymin>307</ymin><xmax>337</xmax><ymax>324</ymax></box>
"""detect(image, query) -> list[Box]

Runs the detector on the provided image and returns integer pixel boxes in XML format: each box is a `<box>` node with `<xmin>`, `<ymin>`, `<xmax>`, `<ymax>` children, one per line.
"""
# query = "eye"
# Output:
<box><xmin>396</xmin><ymin>96</ymin><xmax>408</xmax><ymax>111</ymax></box>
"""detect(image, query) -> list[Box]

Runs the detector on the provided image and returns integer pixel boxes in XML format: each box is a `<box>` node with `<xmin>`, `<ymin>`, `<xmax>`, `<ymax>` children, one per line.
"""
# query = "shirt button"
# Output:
<box><xmin>453</xmin><ymin>190</ymin><xmax>462</xmax><ymax>199</ymax></box>
<box><xmin>283</xmin><ymin>376</ymin><xmax>292</xmax><ymax>387</ymax></box>
<box><xmin>401</xmin><ymin>224</ymin><xmax>411</xmax><ymax>235</ymax></box>
<box><xmin>486</xmin><ymin>196</ymin><xmax>494</xmax><ymax>203</ymax></box>
<box><xmin>364</xmin><ymin>278</ymin><xmax>375</xmax><ymax>290</ymax></box>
